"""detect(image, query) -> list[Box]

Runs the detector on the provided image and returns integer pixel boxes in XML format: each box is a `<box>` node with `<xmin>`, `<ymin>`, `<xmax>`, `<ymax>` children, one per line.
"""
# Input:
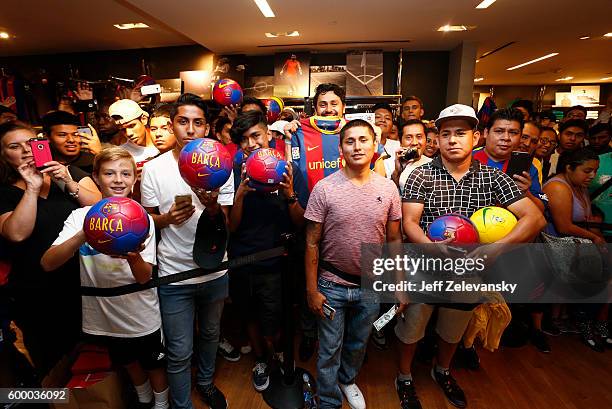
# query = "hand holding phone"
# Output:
<box><xmin>78</xmin><ymin>125</ymin><xmax>102</xmax><ymax>155</ymax></box>
<box><xmin>506</xmin><ymin>151</ymin><xmax>532</xmax><ymax>177</ymax></box>
<box><xmin>322</xmin><ymin>302</ymin><xmax>336</xmax><ymax>320</ymax></box>
<box><xmin>29</xmin><ymin>138</ymin><xmax>53</xmax><ymax>169</ymax></box>
<box><xmin>174</xmin><ymin>194</ymin><xmax>193</xmax><ymax>208</ymax></box>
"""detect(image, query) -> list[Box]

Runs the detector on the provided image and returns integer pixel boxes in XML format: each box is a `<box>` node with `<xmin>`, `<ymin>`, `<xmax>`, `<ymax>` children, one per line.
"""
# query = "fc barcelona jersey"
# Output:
<box><xmin>290</xmin><ymin>116</ymin><xmax>383</xmax><ymax>192</ymax></box>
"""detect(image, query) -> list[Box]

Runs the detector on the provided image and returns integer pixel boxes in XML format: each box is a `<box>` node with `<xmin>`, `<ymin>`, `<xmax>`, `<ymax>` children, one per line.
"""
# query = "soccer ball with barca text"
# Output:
<box><xmin>83</xmin><ymin>197</ymin><xmax>150</xmax><ymax>256</ymax></box>
<box><xmin>179</xmin><ymin>138</ymin><xmax>233</xmax><ymax>190</ymax></box>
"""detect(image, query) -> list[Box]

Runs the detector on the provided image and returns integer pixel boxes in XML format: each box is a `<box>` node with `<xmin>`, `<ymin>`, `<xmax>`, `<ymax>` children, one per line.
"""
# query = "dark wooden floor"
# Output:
<box><xmin>194</xmin><ymin>334</ymin><xmax>612</xmax><ymax>409</ymax></box>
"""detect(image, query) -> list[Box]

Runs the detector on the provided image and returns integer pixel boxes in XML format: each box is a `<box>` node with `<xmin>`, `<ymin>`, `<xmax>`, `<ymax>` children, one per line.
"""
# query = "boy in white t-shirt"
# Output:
<box><xmin>41</xmin><ymin>147</ymin><xmax>169</xmax><ymax>409</ymax></box>
<box><xmin>140</xmin><ymin>93</ymin><xmax>233</xmax><ymax>409</ymax></box>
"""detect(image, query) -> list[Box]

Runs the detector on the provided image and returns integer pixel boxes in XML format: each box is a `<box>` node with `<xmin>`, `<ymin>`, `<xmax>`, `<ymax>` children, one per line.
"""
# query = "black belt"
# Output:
<box><xmin>80</xmin><ymin>245</ymin><xmax>288</xmax><ymax>297</ymax></box>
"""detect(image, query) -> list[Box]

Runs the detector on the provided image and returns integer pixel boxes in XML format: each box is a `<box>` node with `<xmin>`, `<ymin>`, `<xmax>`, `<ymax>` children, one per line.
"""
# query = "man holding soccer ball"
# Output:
<box><xmin>393</xmin><ymin>104</ymin><xmax>546</xmax><ymax>409</ymax></box>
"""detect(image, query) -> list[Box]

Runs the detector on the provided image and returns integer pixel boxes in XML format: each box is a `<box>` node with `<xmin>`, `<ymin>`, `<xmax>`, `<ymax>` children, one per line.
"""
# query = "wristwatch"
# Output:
<box><xmin>286</xmin><ymin>193</ymin><xmax>298</xmax><ymax>204</ymax></box>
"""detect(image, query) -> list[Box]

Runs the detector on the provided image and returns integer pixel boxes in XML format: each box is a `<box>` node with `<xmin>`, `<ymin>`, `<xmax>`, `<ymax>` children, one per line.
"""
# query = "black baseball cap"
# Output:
<box><xmin>193</xmin><ymin>210</ymin><xmax>228</xmax><ymax>270</ymax></box>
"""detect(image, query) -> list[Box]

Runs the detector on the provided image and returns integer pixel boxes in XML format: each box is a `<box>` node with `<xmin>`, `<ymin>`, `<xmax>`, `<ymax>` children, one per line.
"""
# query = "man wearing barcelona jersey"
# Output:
<box><xmin>286</xmin><ymin>83</ymin><xmax>384</xmax><ymax>192</ymax></box>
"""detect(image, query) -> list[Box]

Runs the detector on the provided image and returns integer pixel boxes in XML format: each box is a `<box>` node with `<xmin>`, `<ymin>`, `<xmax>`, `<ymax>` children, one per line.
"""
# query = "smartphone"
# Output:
<box><xmin>174</xmin><ymin>194</ymin><xmax>192</xmax><ymax>207</ymax></box>
<box><xmin>29</xmin><ymin>138</ymin><xmax>53</xmax><ymax>169</ymax></box>
<box><xmin>322</xmin><ymin>302</ymin><xmax>336</xmax><ymax>320</ymax></box>
<box><xmin>141</xmin><ymin>84</ymin><xmax>161</xmax><ymax>95</ymax></box>
<box><xmin>506</xmin><ymin>151</ymin><xmax>532</xmax><ymax>177</ymax></box>
<box><xmin>77</xmin><ymin>126</ymin><xmax>92</xmax><ymax>137</ymax></box>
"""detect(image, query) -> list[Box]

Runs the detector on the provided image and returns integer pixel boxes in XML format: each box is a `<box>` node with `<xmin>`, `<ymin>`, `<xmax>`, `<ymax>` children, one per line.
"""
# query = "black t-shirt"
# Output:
<box><xmin>229</xmin><ymin>163</ymin><xmax>308</xmax><ymax>268</ymax></box>
<box><xmin>0</xmin><ymin>182</ymin><xmax>80</xmax><ymax>292</ymax></box>
<box><xmin>68</xmin><ymin>165</ymin><xmax>91</xmax><ymax>182</ymax></box>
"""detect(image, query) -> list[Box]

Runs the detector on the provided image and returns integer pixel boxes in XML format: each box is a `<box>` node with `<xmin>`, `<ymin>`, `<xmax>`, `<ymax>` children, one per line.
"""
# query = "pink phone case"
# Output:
<box><xmin>29</xmin><ymin>139</ymin><xmax>53</xmax><ymax>168</ymax></box>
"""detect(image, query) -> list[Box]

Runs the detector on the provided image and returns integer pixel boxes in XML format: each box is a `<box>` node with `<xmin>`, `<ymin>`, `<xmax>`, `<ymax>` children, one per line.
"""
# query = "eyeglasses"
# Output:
<box><xmin>538</xmin><ymin>138</ymin><xmax>557</xmax><ymax>147</ymax></box>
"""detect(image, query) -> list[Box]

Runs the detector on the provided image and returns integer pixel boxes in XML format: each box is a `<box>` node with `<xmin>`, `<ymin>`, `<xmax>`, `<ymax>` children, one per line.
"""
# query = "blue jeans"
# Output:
<box><xmin>158</xmin><ymin>274</ymin><xmax>228</xmax><ymax>409</ymax></box>
<box><xmin>317</xmin><ymin>277</ymin><xmax>379</xmax><ymax>408</ymax></box>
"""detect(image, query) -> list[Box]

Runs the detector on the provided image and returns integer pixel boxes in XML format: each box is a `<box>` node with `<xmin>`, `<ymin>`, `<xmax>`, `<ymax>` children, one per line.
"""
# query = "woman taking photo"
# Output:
<box><xmin>0</xmin><ymin>121</ymin><xmax>100</xmax><ymax>378</ymax></box>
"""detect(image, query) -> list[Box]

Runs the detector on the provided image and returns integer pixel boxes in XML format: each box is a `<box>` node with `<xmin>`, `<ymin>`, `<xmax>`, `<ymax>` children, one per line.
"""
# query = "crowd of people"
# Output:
<box><xmin>0</xmin><ymin>82</ymin><xmax>610</xmax><ymax>409</ymax></box>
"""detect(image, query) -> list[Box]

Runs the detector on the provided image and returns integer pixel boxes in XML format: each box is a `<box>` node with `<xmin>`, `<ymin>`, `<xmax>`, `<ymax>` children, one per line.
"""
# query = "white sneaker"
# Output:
<box><xmin>340</xmin><ymin>383</ymin><xmax>366</xmax><ymax>409</ymax></box>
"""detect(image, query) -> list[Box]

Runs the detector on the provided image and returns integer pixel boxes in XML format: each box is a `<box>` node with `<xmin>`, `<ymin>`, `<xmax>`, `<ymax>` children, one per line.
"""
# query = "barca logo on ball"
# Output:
<box><xmin>178</xmin><ymin>138</ymin><xmax>233</xmax><ymax>190</ymax></box>
<box><xmin>427</xmin><ymin>214</ymin><xmax>479</xmax><ymax>244</ymax></box>
<box><xmin>101</xmin><ymin>201</ymin><xmax>119</xmax><ymax>216</ymax></box>
<box><xmin>213</xmin><ymin>79</ymin><xmax>243</xmax><ymax>106</ymax></box>
<box><xmin>245</xmin><ymin>148</ymin><xmax>287</xmax><ymax>192</ymax></box>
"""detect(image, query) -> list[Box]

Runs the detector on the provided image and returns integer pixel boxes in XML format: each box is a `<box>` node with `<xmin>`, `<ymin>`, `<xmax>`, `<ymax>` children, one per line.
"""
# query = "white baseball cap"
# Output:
<box><xmin>108</xmin><ymin>99</ymin><xmax>148</xmax><ymax>125</ymax></box>
<box><xmin>435</xmin><ymin>104</ymin><xmax>478</xmax><ymax>129</ymax></box>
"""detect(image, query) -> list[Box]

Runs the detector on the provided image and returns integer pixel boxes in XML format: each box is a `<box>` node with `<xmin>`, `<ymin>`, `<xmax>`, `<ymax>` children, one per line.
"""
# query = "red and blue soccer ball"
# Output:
<box><xmin>245</xmin><ymin>148</ymin><xmax>287</xmax><ymax>192</ymax></box>
<box><xmin>83</xmin><ymin>197</ymin><xmax>150</xmax><ymax>256</ymax></box>
<box><xmin>262</xmin><ymin>97</ymin><xmax>284</xmax><ymax>123</ymax></box>
<box><xmin>213</xmin><ymin>79</ymin><xmax>243</xmax><ymax>106</ymax></box>
<box><xmin>179</xmin><ymin>138</ymin><xmax>233</xmax><ymax>190</ymax></box>
<box><xmin>427</xmin><ymin>213</ymin><xmax>480</xmax><ymax>244</ymax></box>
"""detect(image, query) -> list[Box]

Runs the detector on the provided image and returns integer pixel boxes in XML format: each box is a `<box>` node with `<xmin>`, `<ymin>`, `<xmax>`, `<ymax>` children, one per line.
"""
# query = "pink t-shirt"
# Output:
<box><xmin>304</xmin><ymin>169</ymin><xmax>402</xmax><ymax>286</ymax></box>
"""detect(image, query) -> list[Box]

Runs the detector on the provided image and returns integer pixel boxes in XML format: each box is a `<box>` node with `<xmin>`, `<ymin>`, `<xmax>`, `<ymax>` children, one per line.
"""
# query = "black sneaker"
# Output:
<box><xmin>197</xmin><ymin>384</ymin><xmax>228</xmax><ymax>409</ymax></box>
<box><xmin>541</xmin><ymin>319</ymin><xmax>562</xmax><ymax>337</ymax></box>
<box><xmin>135</xmin><ymin>401</ymin><xmax>153</xmax><ymax>409</ymax></box>
<box><xmin>581</xmin><ymin>321</ymin><xmax>604</xmax><ymax>352</ymax></box>
<box><xmin>299</xmin><ymin>335</ymin><xmax>316</xmax><ymax>362</ymax></box>
<box><xmin>252</xmin><ymin>361</ymin><xmax>270</xmax><ymax>392</ymax></box>
<box><xmin>431</xmin><ymin>368</ymin><xmax>467</xmax><ymax>408</ymax></box>
<box><xmin>456</xmin><ymin>344</ymin><xmax>480</xmax><ymax>370</ymax></box>
<box><xmin>595</xmin><ymin>321</ymin><xmax>612</xmax><ymax>348</ymax></box>
<box><xmin>217</xmin><ymin>337</ymin><xmax>241</xmax><ymax>362</ymax></box>
<box><xmin>395</xmin><ymin>377</ymin><xmax>422</xmax><ymax>409</ymax></box>
<box><xmin>371</xmin><ymin>329</ymin><xmax>388</xmax><ymax>350</ymax></box>
<box><xmin>531</xmin><ymin>330</ymin><xmax>551</xmax><ymax>353</ymax></box>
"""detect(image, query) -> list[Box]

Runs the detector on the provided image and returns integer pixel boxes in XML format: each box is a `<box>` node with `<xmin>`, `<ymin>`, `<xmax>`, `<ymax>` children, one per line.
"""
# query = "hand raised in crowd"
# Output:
<box><xmin>164</xmin><ymin>200</ymin><xmax>195</xmax><ymax>226</ymax></box>
<box><xmin>221</xmin><ymin>104</ymin><xmax>239</xmax><ymax>122</ymax></box>
<box><xmin>279</xmin><ymin>163</ymin><xmax>294</xmax><ymax>198</ymax></box>
<box><xmin>74</xmin><ymin>82</ymin><xmax>93</xmax><ymax>100</ymax></box>
<box><xmin>40</xmin><ymin>161</ymin><xmax>73</xmax><ymax>184</ymax></box>
<box><xmin>513</xmin><ymin>171</ymin><xmax>532</xmax><ymax>193</ymax></box>
<box><xmin>307</xmin><ymin>289</ymin><xmax>328</xmax><ymax>319</ymax></box>
<box><xmin>283</xmin><ymin>119</ymin><xmax>301</xmax><ymax>140</ymax></box>
<box><xmin>78</xmin><ymin>124</ymin><xmax>102</xmax><ymax>155</ymax></box>
<box><xmin>129</xmin><ymin>86</ymin><xmax>144</xmax><ymax>103</ymax></box>
<box><xmin>17</xmin><ymin>161</ymin><xmax>43</xmax><ymax>193</ymax></box>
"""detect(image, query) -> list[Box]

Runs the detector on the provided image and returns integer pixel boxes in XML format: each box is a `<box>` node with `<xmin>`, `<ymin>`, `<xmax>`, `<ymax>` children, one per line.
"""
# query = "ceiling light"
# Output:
<box><xmin>254</xmin><ymin>0</ymin><xmax>275</xmax><ymax>18</ymax></box>
<box><xmin>113</xmin><ymin>23</ymin><xmax>149</xmax><ymax>30</ymax></box>
<box><xmin>474</xmin><ymin>77</ymin><xmax>484</xmax><ymax>82</ymax></box>
<box><xmin>265</xmin><ymin>31</ymin><xmax>299</xmax><ymax>38</ymax></box>
<box><xmin>438</xmin><ymin>25</ymin><xmax>474</xmax><ymax>32</ymax></box>
<box><xmin>506</xmin><ymin>52</ymin><xmax>559</xmax><ymax>71</ymax></box>
<box><xmin>579</xmin><ymin>36</ymin><xmax>590</xmax><ymax>40</ymax></box>
<box><xmin>475</xmin><ymin>59</ymin><xmax>480</xmax><ymax>63</ymax></box>
<box><xmin>0</xmin><ymin>32</ymin><xmax>9</xmax><ymax>39</ymax></box>
<box><xmin>476</xmin><ymin>0</ymin><xmax>496</xmax><ymax>9</ymax></box>
<box><xmin>605</xmin><ymin>33</ymin><xmax>612</xmax><ymax>37</ymax></box>
<box><xmin>600</xmin><ymin>77</ymin><xmax>612</xmax><ymax>81</ymax></box>
<box><xmin>555</xmin><ymin>76</ymin><xmax>574</xmax><ymax>81</ymax></box>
